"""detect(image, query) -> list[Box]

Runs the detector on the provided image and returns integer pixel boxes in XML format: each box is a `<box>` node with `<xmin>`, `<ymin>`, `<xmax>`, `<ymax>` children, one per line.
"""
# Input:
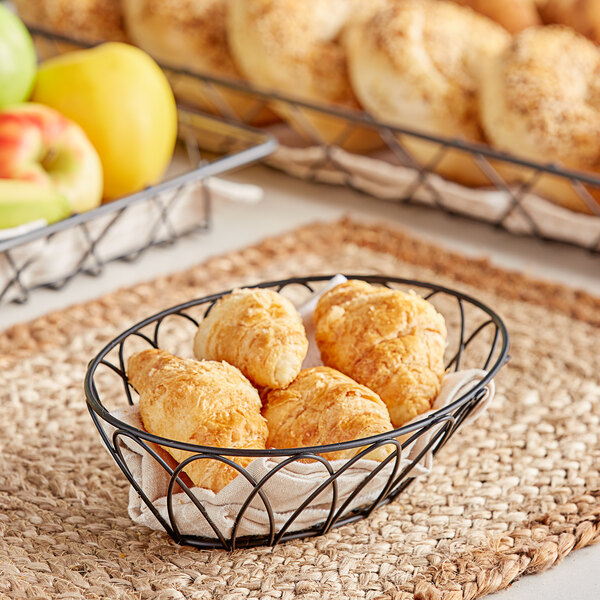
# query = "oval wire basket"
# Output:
<box><xmin>84</xmin><ymin>275</ymin><xmax>510</xmax><ymax>550</ymax></box>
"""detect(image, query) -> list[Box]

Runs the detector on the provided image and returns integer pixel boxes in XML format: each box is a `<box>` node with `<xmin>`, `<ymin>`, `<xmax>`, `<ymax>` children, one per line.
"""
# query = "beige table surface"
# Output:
<box><xmin>1</xmin><ymin>165</ymin><xmax>599</xmax><ymax>599</ymax></box>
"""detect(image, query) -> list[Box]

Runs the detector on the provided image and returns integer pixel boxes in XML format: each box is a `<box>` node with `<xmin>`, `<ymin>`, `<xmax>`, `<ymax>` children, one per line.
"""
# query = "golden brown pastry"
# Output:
<box><xmin>121</xmin><ymin>0</ymin><xmax>277</xmax><ymax>125</ymax></box>
<box><xmin>479</xmin><ymin>25</ymin><xmax>600</xmax><ymax>214</ymax></box>
<box><xmin>227</xmin><ymin>0</ymin><xmax>384</xmax><ymax>151</ymax></box>
<box><xmin>343</xmin><ymin>0</ymin><xmax>510</xmax><ymax>186</ymax></box>
<box><xmin>263</xmin><ymin>367</ymin><xmax>394</xmax><ymax>461</ymax></box>
<box><xmin>13</xmin><ymin>0</ymin><xmax>127</xmax><ymax>43</ymax></box>
<box><xmin>193</xmin><ymin>288</ymin><xmax>309</xmax><ymax>390</ymax></box>
<box><xmin>452</xmin><ymin>0</ymin><xmax>541</xmax><ymax>32</ymax></box>
<box><xmin>314</xmin><ymin>280</ymin><xmax>447</xmax><ymax>428</ymax></box>
<box><xmin>128</xmin><ymin>349</ymin><xmax>268</xmax><ymax>493</ymax></box>
<box><xmin>540</xmin><ymin>0</ymin><xmax>600</xmax><ymax>43</ymax></box>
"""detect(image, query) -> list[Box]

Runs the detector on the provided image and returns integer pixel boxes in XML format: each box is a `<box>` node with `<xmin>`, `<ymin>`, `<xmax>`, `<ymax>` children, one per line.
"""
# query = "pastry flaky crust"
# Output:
<box><xmin>128</xmin><ymin>349</ymin><xmax>268</xmax><ymax>493</ymax></box>
<box><xmin>193</xmin><ymin>288</ymin><xmax>309</xmax><ymax>390</ymax></box>
<box><xmin>314</xmin><ymin>280</ymin><xmax>447</xmax><ymax>428</ymax></box>
<box><xmin>263</xmin><ymin>367</ymin><xmax>394</xmax><ymax>462</ymax></box>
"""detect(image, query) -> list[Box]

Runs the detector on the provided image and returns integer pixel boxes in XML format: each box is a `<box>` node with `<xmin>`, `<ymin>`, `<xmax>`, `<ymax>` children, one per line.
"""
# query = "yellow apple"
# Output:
<box><xmin>32</xmin><ymin>42</ymin><xmax>178</xmax><ymax>200</ymax></box>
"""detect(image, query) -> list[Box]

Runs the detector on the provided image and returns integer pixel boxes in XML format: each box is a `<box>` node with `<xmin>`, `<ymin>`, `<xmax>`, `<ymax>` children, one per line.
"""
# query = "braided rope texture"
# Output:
<box><xmin>0</xmin><ymin>219</ymin><xmax>599</xmax><ymax>599</ymax></box>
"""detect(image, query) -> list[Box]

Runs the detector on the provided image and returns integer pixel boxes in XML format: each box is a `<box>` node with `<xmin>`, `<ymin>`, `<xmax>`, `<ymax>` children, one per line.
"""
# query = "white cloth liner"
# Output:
<box><xmin>103</xmin><ymin>276</ymin><xmax>495</xmax><ymax>539</ymax></box>
<box><xmin>0</xmin><ymin>219</ymin><xmax>48</xmax><ymax>241</ymax></box>
<box><xmin>268</xmin><ymin>143</ymin><xmax>600</xmax><ymax>249</ymax></box>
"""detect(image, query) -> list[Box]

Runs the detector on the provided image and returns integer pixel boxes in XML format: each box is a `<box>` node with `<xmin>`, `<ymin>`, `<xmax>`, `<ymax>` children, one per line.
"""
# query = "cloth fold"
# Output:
<box><xmin>268</xmin><ymin>143</ymin><xmax>600</xmax><ymax>249</ymax></box>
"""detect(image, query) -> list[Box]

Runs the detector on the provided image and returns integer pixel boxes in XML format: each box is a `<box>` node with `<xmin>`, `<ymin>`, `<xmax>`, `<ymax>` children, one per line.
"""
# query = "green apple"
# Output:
<box><xmin>0</xmin><ymin>180</ymin><xmax>70</xmax><ymax>229</ymax></box>
<box><xmin>0</xmin><ymin>4</ymin><xmax>37</xmax><ymax>108</ymax></box>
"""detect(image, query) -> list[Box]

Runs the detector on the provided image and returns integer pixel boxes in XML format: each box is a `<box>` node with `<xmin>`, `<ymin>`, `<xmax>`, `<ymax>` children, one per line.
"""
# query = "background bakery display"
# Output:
<box><xmin>14</xmin><ymin>0</ymin><xmax>600</xmax><ymax>223</ymax></box>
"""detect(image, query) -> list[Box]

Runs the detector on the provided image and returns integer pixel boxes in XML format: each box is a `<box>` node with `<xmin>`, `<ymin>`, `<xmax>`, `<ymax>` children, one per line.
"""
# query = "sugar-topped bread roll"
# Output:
<box><xmin>194</xmin><ymin>288</ymin><xmax>309</xmax><ymax>390</ymax></box>
<box><xmin>263</xmin><ymin>367</ymin><xmax>394</xmax><ymax>461</ymax></box>
<box><xmin>227</xmin><ymin>0</ymin><xmax>384</xmax><ymax>152</ymax></box>
<box><xmin>314</xmin><ymin>280</ymin><xmax>447</xmax><ymax>428</ymax></box>
<box><xmin>479</xmin><ymin>26</ymin><xmax>600</xmax><ymax>214</ymax></box>
<box><xmin>122</xmin><ymin>0</ymin><xmax>277</xmax><ymax>125</ymax></box>
<box><xmin>14</xmin><ymin>0</ymin><xmax>127</xmax><ymax>43</ymax></box>
<box><xmin>128</xmin><ymin>349</ymin><xmax>268</xmax><ymax>493</ymax></box>
<box><xmin>344</xmin><ymin>0</ymin><xmax>509</xmax><ymax>186</ymax></box>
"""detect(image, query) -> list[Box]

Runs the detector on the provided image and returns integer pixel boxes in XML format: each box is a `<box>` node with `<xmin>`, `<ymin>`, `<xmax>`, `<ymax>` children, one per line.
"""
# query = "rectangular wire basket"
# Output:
<box><xmin>160</xmin><ymin>68</ymin><xmax>600</xmax><ymax>253</ymax></box>
<box><xmin>0</xmin><ymin>108</ymin><xmax>276</xmax><ymax>304</ymax></box>
<box><xmin>24</xmin><ymin>26</ymin><xmax>600</xmax><ymax>255</ymax></box>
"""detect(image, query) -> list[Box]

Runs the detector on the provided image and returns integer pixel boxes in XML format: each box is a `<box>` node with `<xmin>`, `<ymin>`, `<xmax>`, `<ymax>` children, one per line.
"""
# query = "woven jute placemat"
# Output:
<box><xmin>1</xmin><ymin>218</ymin><xmax>599</xmax><ymax>600</ymax></box>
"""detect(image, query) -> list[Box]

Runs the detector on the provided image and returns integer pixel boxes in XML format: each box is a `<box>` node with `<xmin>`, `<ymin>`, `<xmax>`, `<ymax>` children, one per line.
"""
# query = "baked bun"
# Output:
<box><xmin>193</xmin><ymin>288</ymin><xmax>309</xmax><ymax>390</ymax></box>
<box><xmin>344</xmin><ymin>0</ymin><xmax>510</xmax><ymax>186</ymax></box>
<box><xmin>122</xmin><ymin>0</ymin><xmax>277</xmax><ymax>125</ymax></box>
<box><xmin>227</xmin><ymin>0</ymin><xmax>384</xmax><ymax>152</ymax></box>
<box><xmin>314</xmin><ymin>280</ymin><xmax>447</xmax><ymax>428</ymax></box>
<box><xmin>263</xmin><ymin>367</ymin><xmax>394</xmax><ymax>461</ymax></box>
<box><xmin>540</xmin><ymin>0</ymin><xmax>600</xmax><ymax>43</ymax></box>
<box><xmin>128</xmin><ymin>349</ymin><xmax>268</xmax><ymax>493</ymax></box>
<box><xmin>13</xmin><ymin>0</ymin><xmax>127</xmax><ymax>43</ymax></box>
<box><xmin>452</xmin><ymin>0</ymin><xmax>541</xmax><ymax>32</ymax></box>
<box><xmin>479</xmin><ymin>26</ymin><xmax>600</xmax><ymax>213</ymax></box>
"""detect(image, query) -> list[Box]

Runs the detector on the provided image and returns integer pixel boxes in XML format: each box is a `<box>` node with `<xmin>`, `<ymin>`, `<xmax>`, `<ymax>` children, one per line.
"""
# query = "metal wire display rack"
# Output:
<box><xmin>0</xmin><ymin>24</ymin><xmax>276</xmax><ymax>304</ymax></box>
<box><xmin>159</xmin><ymin>61</ymin><xmax>600</xmax><ymax>254</ymax></box>
<box><xmin>84</xmin><ymin>275</ymin><xmax>510</xmax><ymax>550</ymax></box>
<box><xmin>25</xmin><ymin>26</ymin><xmax>600</xmax><ymax>253</ymax></box>
<box><xmin>0</xmin><ymin>110</ymin><xmax>275</xmax><ymax>303</ymax></box>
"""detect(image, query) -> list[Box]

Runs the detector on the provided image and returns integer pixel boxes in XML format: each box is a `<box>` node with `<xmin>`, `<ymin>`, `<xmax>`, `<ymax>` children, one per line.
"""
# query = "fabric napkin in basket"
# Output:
<box><xmin>269</xmin><ymin>141</ymin><xmax>600</xmax><ymax>249</ymax></box>
<box><xmin>104</xmin><ymin>276</ymin><xmax>495</xmax><ymax>539</ymax></box>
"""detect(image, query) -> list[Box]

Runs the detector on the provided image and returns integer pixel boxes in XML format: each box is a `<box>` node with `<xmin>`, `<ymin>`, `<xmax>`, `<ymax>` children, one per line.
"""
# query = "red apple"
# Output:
<box><xmin>0</xmin><ymin>103</ymin><xmax>103</xmax><ymax>213</ymax></box>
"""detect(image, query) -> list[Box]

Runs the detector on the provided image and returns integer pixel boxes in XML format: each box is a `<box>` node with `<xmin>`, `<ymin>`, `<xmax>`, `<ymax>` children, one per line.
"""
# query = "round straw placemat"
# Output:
<box><xmin>0</xmin><ymin>219</ymin><xmax>599</xmax><ymax>600</ymax></box>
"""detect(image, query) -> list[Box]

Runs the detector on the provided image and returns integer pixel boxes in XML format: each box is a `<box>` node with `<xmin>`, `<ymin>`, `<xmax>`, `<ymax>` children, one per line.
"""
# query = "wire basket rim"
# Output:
<box><xmin>84</xmin><ymin>274</ymin><xmax>510</xmax><ymax>457</ymax></box>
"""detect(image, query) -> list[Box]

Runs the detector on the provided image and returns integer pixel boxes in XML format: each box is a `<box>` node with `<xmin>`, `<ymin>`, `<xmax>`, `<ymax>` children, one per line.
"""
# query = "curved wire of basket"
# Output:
<box><xmin>84</xmin><ymin>275</ymin><xmax>510</xmax><ymax>549</ymax></box>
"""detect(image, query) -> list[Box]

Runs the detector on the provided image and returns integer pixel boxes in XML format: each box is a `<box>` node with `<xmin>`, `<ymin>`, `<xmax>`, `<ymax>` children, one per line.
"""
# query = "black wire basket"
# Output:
<box><xmin>84</xmin><ymin>275</ymin><xmax>509</xmax><ymax>550</ymax></box>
